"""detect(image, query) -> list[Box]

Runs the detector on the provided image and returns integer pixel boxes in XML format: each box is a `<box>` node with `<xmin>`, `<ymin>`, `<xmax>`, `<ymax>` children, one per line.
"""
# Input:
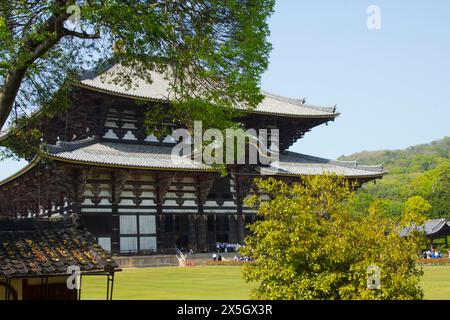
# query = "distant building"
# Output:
<box><xmin>0</xmin><ymin>63</ymin><xmax>386</xmax><ymax>255</ymax></box>
<box><xmin>401</xmin><ymin>218</ymin><xmax>450</xmax><ymax>248</ymax></box>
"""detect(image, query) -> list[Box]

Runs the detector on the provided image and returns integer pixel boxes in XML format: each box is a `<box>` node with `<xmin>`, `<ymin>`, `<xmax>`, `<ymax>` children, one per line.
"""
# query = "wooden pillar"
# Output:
<box><xmin>59</xmin><ymin>193</ymin><xmax>65</xmax><ymax>216</ymax></box>
<box><xmin>237</xmin><ymin>214</ymin><xmax>245</xmax><ymax>244</ymax></box>
<box><xmin>111</xmin><ymin>172</ymin><xmax>120</xmax><ymax>254</ymax></box>
<box><xmin>72</xmin><ymin>170</ymin><xmax>82</xmax><ymax>220</ymax></box>
<box><xmin>228</xmin><ymin>214</ymin><xmax>238</xmax><ymax>244</ymax></box>
<box><xmin>196</xmin><ymin>176</ymin><xmax>207</xmax><ymax>252</ymax></box>
<box><xmin>156</xmin><ymin>172</ymin><xmax>175</xmax><ymax>253</ymax></box>
<box><xmin>188</xmin><ymin>214</ymin><xmax>197</xmax><ymax>250</ymax></box>
<box><xmin>157</xmin><ymin>214</ymin><xmax>164</xmax><ymax>253</ymax></box>
<box><xmin>234</xmin><ymin>172</ymin><xmax>244</xmax><ymax>216</ymax></box>
<box><xmin>110</xmin><ymin>169</ymin><xmax>130</xmax><ymax>254</ymax></box>
<box><xmin>197</xmin><ymin>173</ymin><xmax>216</xmax><ymax>251</ymax></box>
<box><xmin>156</xmin><ymin>180</ymin><xmax>164</xmax><ymax>253</ymax></box>
<box><xmin>211</xmin><ymin>214</ymin><xmax>217</xmax><ymax>250</ymax></box>
<box><xmin>172</xmin><ymin>214</ymin><xmax>177</xmax><ymax>249</ymax></box>
<box><xmin>197</xmin><ymin>215</ymin><xmax>207</xmax><ymax>252</ymax></box>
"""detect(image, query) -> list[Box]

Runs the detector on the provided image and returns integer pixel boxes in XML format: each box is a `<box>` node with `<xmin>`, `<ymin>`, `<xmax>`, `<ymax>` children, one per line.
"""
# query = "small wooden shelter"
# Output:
<box><xmin>0</xmin><ymin>217</ymin><xmax>119</xmax><ymax>300</ymax></box>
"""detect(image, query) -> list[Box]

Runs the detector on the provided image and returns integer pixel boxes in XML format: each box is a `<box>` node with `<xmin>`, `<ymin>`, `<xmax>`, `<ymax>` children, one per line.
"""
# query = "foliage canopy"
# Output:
<box><xmin>241</xmin><ymin>175</ymin><xmax>426</xmax><ymax>300</ymax></box>
<box><xmin>0</xmin><ymin>0</ymin><xmax>274</xmax><ymax>158</ymax></box>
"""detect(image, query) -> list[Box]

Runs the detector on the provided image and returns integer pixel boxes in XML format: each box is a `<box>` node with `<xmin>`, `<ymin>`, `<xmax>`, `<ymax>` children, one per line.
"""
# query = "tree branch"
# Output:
<box><xmin>63</xmin><ymin>28</ymin><xmax>100</xmax><ymax>39</ymax></box>
<box><xmin>0</xmin><ymin>10</ymin><xmax>68</xmax><ymax>130</ymax></box>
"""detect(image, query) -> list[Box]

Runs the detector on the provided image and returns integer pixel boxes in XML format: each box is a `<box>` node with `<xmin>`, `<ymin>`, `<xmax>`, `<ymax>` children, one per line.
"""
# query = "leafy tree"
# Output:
<box><xmin>241</xmin><ymin>174</ymin><xmax>425</xmax><ymax>300</ymax></box>
<box><xmin>361</xmin><ymin>198</ymin><xmax>405</xmax><ymax>220</ymax></box>
<box><xmin>403</xmin><ymin>196</ymin><xmax>431</xmax><ymax>223</ymax></box>
<box><xmin>412</xmin><ymin>163</ymin><xmax>450</xmax><ymax>218</ymax></box>
<box><xmin>351</xmin><ymin>191</ymin><xmax>375</xmax><ymax>215</ymax></box>
<box><xmin>0</xmin><ymin>0</ymin><xmax>274</xmax><ymax>135</ymax></box>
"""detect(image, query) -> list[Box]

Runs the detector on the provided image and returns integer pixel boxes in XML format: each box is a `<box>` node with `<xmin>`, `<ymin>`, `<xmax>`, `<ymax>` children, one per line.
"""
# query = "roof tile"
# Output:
<box><xmin>44</xmin><ymin>138</ymin><xmax>386</xmax><ymax>178</ymax></box>
<box><xmin>77</xmin><ymin>63</ymin><xmax>338</xmax><ymax>118</ymax></box>
<box><xmin>0</xmin><ymin>218</ymin><xmax>118</xmax><ymax>278</ymax></box>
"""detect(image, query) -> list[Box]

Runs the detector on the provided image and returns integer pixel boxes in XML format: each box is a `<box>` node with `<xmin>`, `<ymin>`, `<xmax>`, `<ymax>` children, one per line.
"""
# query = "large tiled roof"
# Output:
<box><xmin>0</xmin><ymin>64</ymin><xmax>337</xmax><ymax>144</ymax></box>
<box><xmin>259</xmin><ymin>151</ymin><xmax>386</xmax><ymax>178</ymax></box>
<box><xmin>74</xmin><ymin>63</ymin><xmax>338</xmax><ymax>119</ymax></box>
<box><xmin>43</xmin><ymin>138</ymin><xmax>385</xmax><ymax>178</ymax></box>
<box><xmin>0</xmin><ymin>218</ymin><xmax>118</xmax><ymax>278</ymax></box>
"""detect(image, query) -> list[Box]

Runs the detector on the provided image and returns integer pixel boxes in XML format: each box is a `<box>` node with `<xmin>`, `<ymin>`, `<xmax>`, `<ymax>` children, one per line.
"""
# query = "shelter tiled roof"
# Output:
<box><xmin>400</xmin><ymin>219</ymin><xmax>450</xmax><ymax>238</ymax></box>
<box><xmin>0</xmin><ymin>218</ymin><xmax>118</xmax><ymax>279</ymax></box>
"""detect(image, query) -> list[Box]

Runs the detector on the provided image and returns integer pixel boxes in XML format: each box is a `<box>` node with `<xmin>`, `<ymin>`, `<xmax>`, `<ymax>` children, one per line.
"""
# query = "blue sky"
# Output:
<box><xmin>263</xmin><ymin>0</ymin><xmax>450</xmax><ymax>159</ymax></box>
<box><xmin>1</xmin><ymin>0</ymin><xmax>449</xmax><ymax>180</ymax></box>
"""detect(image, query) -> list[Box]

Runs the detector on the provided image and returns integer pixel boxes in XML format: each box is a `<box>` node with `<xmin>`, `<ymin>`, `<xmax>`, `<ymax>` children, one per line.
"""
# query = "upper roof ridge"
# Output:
<box><xmin>262</xmin><ymin>90</ymin><xmax>337</xmax><ymax>114</ymax></box>
<box><xmin>45</xmin><ymin>136</ymin><xmax>98</xmax><ymax>153</ymax></box>
<box><xmin>330</xmin><ymin>159</ymin><xmax>384</xmax><ymax>172</ymax></box>
<box><xmin>282</xmin><ymin>150</ymin><xmax>331</xmax><ymax>163</ymax></box>
<box><xmin>284</xmin><ymin>150</ymin><xmax>385</xmax><ymax>173</ymax></box>
<box><xmin>78</xmin><ymin>57</ymin><xmax>119</xmax><ymax>81</ymax></box>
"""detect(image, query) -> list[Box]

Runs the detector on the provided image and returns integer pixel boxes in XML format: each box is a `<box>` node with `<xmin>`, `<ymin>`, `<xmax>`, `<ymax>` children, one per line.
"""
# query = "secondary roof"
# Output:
<box><xmin>40</xmin><ymin>137</ymin><xmax>385</xmax><ymax>179</ymax></box>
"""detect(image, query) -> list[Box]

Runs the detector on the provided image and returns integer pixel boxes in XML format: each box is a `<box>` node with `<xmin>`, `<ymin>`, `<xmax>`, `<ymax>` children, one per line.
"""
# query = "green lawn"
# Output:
<box><xmin>420</xmin><ymin>266</ymin><xmax>450</xmax><ymax>300</ymax></box>
<box><xmin>80</xmin><ymin>265</ymin><xmax>450</xmax><ymax>300</ymax></box>
<box><xmin>81</xmin><ymin>266</ymin><xmax>256</xmax><ymax>300</ymax></box>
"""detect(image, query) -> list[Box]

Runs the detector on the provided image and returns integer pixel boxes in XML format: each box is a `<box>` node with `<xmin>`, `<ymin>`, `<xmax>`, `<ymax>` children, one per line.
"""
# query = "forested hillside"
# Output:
<box><xmin>339</xmin><ymin>137</ymin><xmax>450</xmax><ymax>219</ymax></box>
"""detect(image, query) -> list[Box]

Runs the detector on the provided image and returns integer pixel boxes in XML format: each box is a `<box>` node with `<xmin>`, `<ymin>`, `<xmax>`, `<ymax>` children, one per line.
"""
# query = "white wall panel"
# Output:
<box><xmin>140</xmin><ymin>237</ymin><xmax>157</xmax><ymax>251</ymax></box>
<box><xmin>120</xmin><ymin>215</ymin><xmax>137</xmax><ymax>234</ymax></box>
<box><xmin>120</xmin><ymin>237</ymin><xmax>138</xmax><ymax>252</ymax></box>
<box><xmin>139</xmin><ymin>215</ymin><xmax>156</xmax><ymax>234</ymax></box>
<box><xmin>98</xmin><ymin>237</ymin><xmax>111</xmax><ymax>252</ymax></box>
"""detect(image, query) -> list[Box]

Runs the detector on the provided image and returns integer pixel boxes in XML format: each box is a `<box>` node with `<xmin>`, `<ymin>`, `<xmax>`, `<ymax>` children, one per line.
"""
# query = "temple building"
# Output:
<box><xmin>0</xmin><ymin>63</ymin><xmax>386</xmax><ymax>255</ymax></box>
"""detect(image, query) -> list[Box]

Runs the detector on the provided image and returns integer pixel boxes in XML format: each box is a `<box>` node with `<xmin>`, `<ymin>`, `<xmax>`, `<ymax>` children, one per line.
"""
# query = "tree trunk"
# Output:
<box><xmin>0</xmin><ymin>68</ymin><xmax>28</xmax><ymax>130</ymax></box>
<box><xmin>0</xmin><ymin>9</ymin><xmax>68</xmax><ymax>131</ymax></box>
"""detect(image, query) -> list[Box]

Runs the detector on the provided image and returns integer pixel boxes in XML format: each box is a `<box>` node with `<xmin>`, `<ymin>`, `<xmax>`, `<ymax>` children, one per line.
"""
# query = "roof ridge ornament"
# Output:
<box><xmin>46</xmin><ymin>136</ymin><xmax>98</xmax><ymax>153</ymax></box>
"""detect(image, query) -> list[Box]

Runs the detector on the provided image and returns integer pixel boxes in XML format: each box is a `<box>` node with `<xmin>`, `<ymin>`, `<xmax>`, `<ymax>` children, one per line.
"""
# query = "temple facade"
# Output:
<box><xmin>0</xmin><ymin>63</ymin><xmax>386</xmax><ymax>255</ymax></box>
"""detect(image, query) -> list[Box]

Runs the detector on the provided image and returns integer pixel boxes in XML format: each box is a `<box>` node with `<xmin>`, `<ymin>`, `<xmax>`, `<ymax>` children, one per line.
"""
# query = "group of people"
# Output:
<box><xmin>233</xmin><ymin>255</ymin><xmax>253</xmax><ymax>262</ymax></box>
<box><xmin>211</xmin><ymin>253</ymin><xmax>223</xmax><ymax>261</ymax></box>
<box><xmin>211</xmin><ymin>253</ymin><xmax>253</xmax><ymax>262</ymax></box>
<box><xmin>211</xmin><ymin>242</ymin><xmax>254</xmax><ymax>262</ymax></box>
<box><xmin>215</xmin><ymin>242</ymin><xmax>241</xmax><ymax>253</ymax></box>
<box><xmin>422</xmin><ymin>248</ymin><xmax>450</xmax><ymax>259</ymax></box>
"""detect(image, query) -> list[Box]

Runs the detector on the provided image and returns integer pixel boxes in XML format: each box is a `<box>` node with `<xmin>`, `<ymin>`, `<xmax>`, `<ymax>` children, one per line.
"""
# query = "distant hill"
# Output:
<box><xmin>339</xmin><ymin>137</ymin><xmax>450</xmax><ymax>174</ymax></box>
<box><xmin>339</xmin><ymin>137</ymin><xmax>450</xmax><ymax>219</ymax></box>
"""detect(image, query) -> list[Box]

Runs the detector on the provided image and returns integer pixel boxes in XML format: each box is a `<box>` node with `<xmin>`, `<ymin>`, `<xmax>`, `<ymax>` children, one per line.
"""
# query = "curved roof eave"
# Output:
<box><xmin>43</xmin><ymin>154</ymin><xmax>385</xmax><ymax>180</ymax></box>
<box><xmin>0</xmin><ymin>156</ymin><xmax>40</xmax><ymax>187</ymax></box>
<box><xmin>256</xmin><ymin>169</ymin><xmax>386</xmax><ymax>180</ymax></box>
<box><xmin>0</xmin><ymin>130</ymin><xmax>10</xmax><ymax>143</ymax></box>
<box><xmin>43</xmin><ymin>153</ymin><xmax>220</xmax><ymax>173</ymax></box>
